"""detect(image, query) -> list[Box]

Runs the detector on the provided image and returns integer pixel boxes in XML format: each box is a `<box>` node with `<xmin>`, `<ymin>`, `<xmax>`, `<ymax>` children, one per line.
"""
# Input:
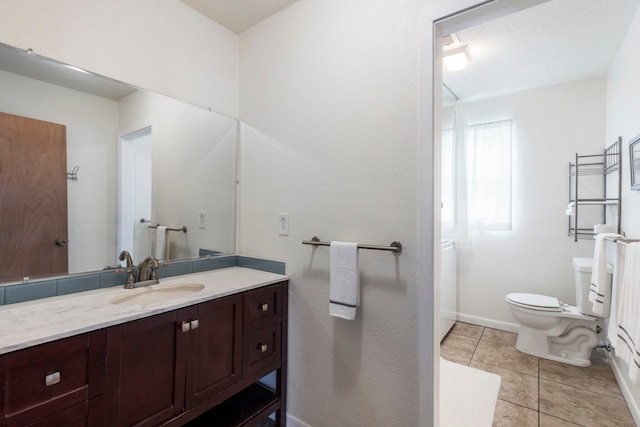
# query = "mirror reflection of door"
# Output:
<box><xmin>0</xmin><ymin>111</ymin><xmax>68</xmax><ymax>281</ymax></box>
<box><xmin>118</xmin><ymin>126</ymin><xmax>153</xmax><ymax>265</ymax></box>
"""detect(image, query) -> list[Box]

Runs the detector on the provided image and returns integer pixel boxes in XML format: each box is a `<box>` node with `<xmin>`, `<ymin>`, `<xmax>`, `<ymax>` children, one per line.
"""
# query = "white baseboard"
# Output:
<box><xmin>287</xmin><ymin>413</ymin><xmax>313</xmax><ymax>427</ymax></box>
<box><xmin>456</xmin><ymin>313</ymin><xmax>519</xmax><ymax>333</ymax></box>
<box><xmin>607</xmin><ymin>353</ymin><xmax>640</xmax><ymax>426</ymax></box>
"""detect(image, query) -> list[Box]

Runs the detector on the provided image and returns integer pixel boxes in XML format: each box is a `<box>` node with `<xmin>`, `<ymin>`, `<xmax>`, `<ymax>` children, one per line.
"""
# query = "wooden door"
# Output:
<box><xmin>105</xmin><ymin>311</ymin><xmax>187</xmax><ymax>427</ymax></box>
<box><xmin>0</xmin><ymin>112</ymin><xmax>68</xmax><ymax>281</ymax></box>
<box><xmin>184</xmin><ymin>294</ymin><xmax>243</xmax><ymax>408</ymax></box>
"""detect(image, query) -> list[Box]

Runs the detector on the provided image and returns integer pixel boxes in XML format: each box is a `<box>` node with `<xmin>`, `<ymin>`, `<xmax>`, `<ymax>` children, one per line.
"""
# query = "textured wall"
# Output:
<box><xmin>239</xmin><ymin>0</ymin><xmax>426</xmax><ymax>425</ymax></box>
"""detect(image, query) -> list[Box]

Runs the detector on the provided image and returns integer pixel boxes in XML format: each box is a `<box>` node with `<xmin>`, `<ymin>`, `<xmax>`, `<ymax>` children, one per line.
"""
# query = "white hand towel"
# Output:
<box><xmin>565</xmin><ymin>202</ymin><xmax>575</xmax><ymax>216</ymax></box>
<box><xmin>329</xmin><ymin>241</ymin><xmax>359</xmax><ymax>320</ymax></box>
<box><xmin>607</xmin><ymin>244</ymin><xmax>626</xmax><ymax>349</ymax></box>
<box><xmin>155</xmin><ymin>226</ymin><xmax>168</xmax><ymax>261</ymax></box>
<box><xmin>590</xmin><ymin>232</ymin><xmax>619</xmax><ymax>314</ymax></box>
<box><xmin>615</xmin><ymin>242</ymin><xmax>640</xmax><ymax>384</ymax></box>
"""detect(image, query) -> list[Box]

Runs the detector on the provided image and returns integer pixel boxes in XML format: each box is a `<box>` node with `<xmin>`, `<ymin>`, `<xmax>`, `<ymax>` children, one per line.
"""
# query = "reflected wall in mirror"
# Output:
<box><xmin>0</xmin><ymin>42</ymin><xmax>237</xmax><ymax>283</ymax></box>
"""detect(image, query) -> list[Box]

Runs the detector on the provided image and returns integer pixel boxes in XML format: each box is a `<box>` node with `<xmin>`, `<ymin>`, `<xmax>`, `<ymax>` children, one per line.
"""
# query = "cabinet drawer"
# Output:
<box><xmin>0</xmin><ymin>331</ymin><xmax>105</xmax><ymax>426</ymax></box>
<box><xmin>244</xmin><ymin>324</ymin><xmax>281</xmax><ymax>378</ymax></box>
<box><xmin>23</xmin><ymin>401</ymin><xmax>88</xmax><ymax>427</ymax></box>
<box><xmin>244</xmin><ymin>283</ymin><xmax>282</xmax><ymax>330</ymax></box>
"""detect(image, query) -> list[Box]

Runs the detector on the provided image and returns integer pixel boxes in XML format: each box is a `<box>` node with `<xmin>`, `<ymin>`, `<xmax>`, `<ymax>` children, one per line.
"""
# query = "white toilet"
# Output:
<box><xmin>505</xmin><ymin>257</ymin><xmax>612</xmax><ymax>367</ymax></box>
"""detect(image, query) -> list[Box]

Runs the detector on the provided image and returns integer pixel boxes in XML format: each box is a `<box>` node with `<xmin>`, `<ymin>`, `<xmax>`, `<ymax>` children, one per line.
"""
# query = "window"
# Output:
<box><xmin>466</xmin><ymin>120</ymin><xmax>512</xmax><ymax>230</ymax></box>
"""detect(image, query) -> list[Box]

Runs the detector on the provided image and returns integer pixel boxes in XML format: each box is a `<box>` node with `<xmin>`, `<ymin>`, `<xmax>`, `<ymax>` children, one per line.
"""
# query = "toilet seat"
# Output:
<box><xmin>506</xmin><ymin>293</ymin><xmax>562</xmax><ymax>312</ymax></box>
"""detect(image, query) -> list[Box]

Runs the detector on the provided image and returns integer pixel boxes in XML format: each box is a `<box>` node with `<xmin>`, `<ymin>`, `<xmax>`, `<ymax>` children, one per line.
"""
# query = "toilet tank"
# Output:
<box><xmin>573</xmin><ymin>257</ymin><xmax>613</xmax><ymax>318</ymax></box>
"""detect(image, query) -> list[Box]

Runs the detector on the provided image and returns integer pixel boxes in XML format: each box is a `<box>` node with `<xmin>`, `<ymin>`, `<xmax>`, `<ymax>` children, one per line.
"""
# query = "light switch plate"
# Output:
<box><xmin>278</xmin><ymin>213</ymin><xmax>289</xmax><ymax>236</ymax></box>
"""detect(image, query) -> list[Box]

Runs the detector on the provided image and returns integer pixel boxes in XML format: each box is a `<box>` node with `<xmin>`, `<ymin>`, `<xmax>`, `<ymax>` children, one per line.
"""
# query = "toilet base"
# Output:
<box><xmin>515</xmin><ymin>322</ymin><xmax>600</xmax><ymax>367</ymax></box>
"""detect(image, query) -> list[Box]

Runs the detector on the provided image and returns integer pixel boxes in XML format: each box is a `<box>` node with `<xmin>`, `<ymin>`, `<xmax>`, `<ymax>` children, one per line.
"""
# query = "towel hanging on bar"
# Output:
<box><xmin>329</xmin><ymin>242</ymin><xmax>359</xmax><ymax>320</ymax></box>
<box><xmin>302</xmin><ymin>236</ymin><xmax>402</xmax><ymax>253</ymax></box>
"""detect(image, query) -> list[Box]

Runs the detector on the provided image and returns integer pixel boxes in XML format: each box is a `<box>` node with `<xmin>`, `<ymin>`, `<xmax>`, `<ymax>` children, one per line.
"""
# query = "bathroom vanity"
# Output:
<box><xmin>0</xmin><ymin>268</ymin><xmax>288</xmax><ymax>427</ymax></box>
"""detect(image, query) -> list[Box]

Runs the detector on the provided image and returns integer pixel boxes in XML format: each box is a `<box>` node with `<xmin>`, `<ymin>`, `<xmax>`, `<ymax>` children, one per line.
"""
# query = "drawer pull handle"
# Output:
<box><xmin>45</xmin><ymin>371</ymin><xmax>61</xmax><ymax>386</ymax></box>
<box><xmin>259</xmin><ymin>343</ymin><xmax>268</xmax><ymax>353</ymax></box>
<box><xmin>190</xmin><ymin>319</ymin><xmax>199</xmax><ymax>330</ymax></box>
<box><xmin>260</xmin><ymin>303</ymin><xmax>269</xmax><ymax>312</ymax></box>
<box><xmin>180</xmin><ymin>321</ymin><xmax>191</xmax><ymax>333</ymax></box>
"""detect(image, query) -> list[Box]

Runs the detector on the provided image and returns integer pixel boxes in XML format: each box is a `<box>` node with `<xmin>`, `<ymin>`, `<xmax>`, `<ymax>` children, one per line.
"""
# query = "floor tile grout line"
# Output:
<box><xmin>470</xmin><ymin>357</ymin><xmax>540</xmax><ymax>379</ymax></box>
<box><xmin>468</xmin><ymin>326</ymin><xmax>484</xmax><ymax>363</ymax></box>
<box><xmin>538</xmin><ymin>357</ymin><xmax>541</xmax><ymax>427</ymax></box>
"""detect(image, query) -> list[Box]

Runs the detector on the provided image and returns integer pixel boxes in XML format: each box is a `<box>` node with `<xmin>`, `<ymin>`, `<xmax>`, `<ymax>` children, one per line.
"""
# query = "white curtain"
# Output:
<box><xmin>466</xmin><ymin>120</ymin><xmax>513</xmax><ymax>231</ymax></box>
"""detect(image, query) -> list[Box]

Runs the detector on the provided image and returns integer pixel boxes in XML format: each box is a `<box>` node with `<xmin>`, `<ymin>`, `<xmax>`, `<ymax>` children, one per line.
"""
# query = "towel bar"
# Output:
<box><xmin>148</xmin><ymin>224</ymin><xmax>188</xmax><ymax>233</ymax></box>
<box><xmin>302</xmin><ymin>236</ymin><xmax>402</xmax><ymax>253</ymax></box>
<box><xmin>604</xmin><ymin>236</ymin><xmax>640</xmax><ymax>246</ymax></box>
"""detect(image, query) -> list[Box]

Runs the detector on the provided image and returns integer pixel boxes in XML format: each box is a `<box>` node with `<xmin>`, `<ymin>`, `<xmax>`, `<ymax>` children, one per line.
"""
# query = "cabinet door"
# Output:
<box><xmin>185</xmin><ymin>294</ymin><xmax>243</xmax><ymax>408</ymax></box>
<box><xmin>105</xmin><ymin>311</ymin><xmax>187</xmax><ymax>427</ymax></box>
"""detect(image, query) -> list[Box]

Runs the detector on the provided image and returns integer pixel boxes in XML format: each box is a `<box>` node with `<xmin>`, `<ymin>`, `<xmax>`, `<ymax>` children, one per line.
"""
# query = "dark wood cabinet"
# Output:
<box><xmin>0</xmin><ymin>330</ymin><xmax>105</xmax><ymax>427</ymax></box>
<box><xmin>0</xmin><ymin>279</ymin><xmax>288</xmax><ymax>427</ymax></box>
<box><xmin>185</xmin><ymin>282</ymin><xmax>288</xmax><ymax>427</ymax></box>
<box><xmin>105</xmin><ymin>310</ymin><xmax>187</xmax><ymax>427</ymax></box>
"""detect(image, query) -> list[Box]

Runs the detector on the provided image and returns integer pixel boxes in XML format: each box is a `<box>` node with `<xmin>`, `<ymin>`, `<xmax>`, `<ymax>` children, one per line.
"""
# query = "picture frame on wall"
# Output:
<box><xmin>631</xmin><ymin>135</ymin><xmax>640</xmax><ymax>191</ymax></box>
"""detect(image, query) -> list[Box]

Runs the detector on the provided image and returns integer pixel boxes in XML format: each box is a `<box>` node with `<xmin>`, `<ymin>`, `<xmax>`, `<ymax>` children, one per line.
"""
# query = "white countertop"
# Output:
<box><xmin>0</xmin><ymin>267</ymin><xmax>288</xmax><ymax>355</ymax></box>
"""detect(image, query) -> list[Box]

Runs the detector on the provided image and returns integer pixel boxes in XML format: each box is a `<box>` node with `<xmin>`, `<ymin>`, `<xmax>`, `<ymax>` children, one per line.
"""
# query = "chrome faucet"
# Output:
<box><xmin>139</xmin><ymin>256</ymin><xmax>160</xmax><ymax>284</ymax></box>
<box><xmin>118</xmin><ymin>250</ymin><xmax>136</xmax><ymax>289</ymax></box>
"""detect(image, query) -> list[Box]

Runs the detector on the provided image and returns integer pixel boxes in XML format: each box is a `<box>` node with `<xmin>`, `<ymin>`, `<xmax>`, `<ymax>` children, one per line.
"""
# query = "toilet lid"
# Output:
<box><xmin>506</xmin><ymin>293</ymin><xmax>562</xmax><ymax>312</ymax></box>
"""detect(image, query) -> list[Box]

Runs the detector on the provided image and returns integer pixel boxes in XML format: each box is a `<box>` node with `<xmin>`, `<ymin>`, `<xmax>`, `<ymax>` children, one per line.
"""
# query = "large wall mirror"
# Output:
<box><xmin>0</xmin><ymin>42</ymin><xmax>237</xmax><ymax>283</ymax></box>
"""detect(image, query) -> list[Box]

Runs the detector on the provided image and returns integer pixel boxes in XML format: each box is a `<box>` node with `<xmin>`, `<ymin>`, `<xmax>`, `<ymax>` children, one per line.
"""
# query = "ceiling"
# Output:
<box><xmin>181</xmin><ymin>0</ymin><xmax>639</xmax><ymax>105</ymax></box>
<box><xmin>2</xmin><ymin>0</ymin><xmax>637</xmax><ymax>104</ymax></box>
<box><xmin>181</xmin><ymin>0</ymin><xmax>300</xmax><ymax>33</ymax></box>
<box><xmin>443</xmin><ymin>0</ymin><xmax>640</xmax><ymax>104</ymax></box>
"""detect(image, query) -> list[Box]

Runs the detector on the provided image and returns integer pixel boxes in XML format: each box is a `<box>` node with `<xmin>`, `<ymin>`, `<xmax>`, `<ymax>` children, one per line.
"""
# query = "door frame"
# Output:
<box><xmin>417</xmin><ymin>1</ymin><xmax>550</xmax><ymax>425</ymax></box>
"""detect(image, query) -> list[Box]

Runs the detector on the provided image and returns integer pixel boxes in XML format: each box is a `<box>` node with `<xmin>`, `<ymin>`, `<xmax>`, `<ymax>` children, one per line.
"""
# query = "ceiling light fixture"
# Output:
<box><xmin>443</xmin><ymin>44</ymin><xmax>471</xmax><ymax>72</ymax></box>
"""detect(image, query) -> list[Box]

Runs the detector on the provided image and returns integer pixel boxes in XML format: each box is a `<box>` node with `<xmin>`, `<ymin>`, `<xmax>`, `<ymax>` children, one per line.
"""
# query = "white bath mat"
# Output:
<box><xmin>440</xmin><ymin>358</ymin><xmax>501</xmax><ymax>427</ymax></box>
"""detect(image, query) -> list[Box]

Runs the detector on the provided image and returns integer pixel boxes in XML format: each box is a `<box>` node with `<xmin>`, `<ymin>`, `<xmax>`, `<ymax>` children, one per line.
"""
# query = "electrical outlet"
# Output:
<box><xmin>198</xmin><ymin>211</ymin><xmax>206</xmax><ymax>229</ymax></box>
<box><xmin>278</xmin><ymin>213</ymin><xmax>289</xmax><ymax>236</ymax></box>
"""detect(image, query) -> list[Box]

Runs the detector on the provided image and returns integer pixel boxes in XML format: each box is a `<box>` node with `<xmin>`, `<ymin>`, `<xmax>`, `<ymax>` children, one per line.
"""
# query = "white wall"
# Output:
<box><xmin>605</xmin><ymin>6</ymin><xmax>640</xmax><ymax>423</ymax></box>
<box><xmin>0</xmin><ymin>69</ymin><xmax>118</xmax><ymax>273</ymax></box>
<box><xmin>239</xmin><ymin>0</ymin><xmax>426</xmax><ymax>425</ymax></box>
<box><xmin>0</xmin><ymin>0</ymin><xmax>239</xmax><ymax>117</ymax></box>
<box><xmin>451</xmin><ymin>77</ymin><xmax>607</xmax><ymax>329</ymax></box>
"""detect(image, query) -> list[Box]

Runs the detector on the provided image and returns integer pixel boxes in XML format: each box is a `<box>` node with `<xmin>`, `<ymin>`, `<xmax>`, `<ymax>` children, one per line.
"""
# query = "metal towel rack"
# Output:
<box><xmin>604</xmin><ymin>235</ymin><xmax>640</xmax><ymax>246</ymax></box>
<box><xmin>302</xmin><ymin>236</ymin><xmax>402</xmax><ymax>253</ymax></box>
<box><xmin>148</xmin><ymin>224</ymin><xmax>188</xmax><ymax>233</ymax></box>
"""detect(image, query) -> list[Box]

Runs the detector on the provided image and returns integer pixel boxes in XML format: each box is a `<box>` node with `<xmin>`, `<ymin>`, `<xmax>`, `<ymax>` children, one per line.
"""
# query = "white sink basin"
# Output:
<box><xmin>110</xmin><ymin>283</ymin><xmax>205</xmax><ymax>306</ymax></box>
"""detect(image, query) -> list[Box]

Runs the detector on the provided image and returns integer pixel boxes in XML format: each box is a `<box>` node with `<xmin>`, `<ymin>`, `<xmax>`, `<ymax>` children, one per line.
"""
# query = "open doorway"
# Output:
<box><xmin>430</xmin><ymin>0</ymin><xmax>639</xmax><ymax>425</ymax></box>
<box><xmin>118</xmin><ymin>126</ymin><xmax>154</xmax><ymax>265</ymax></box>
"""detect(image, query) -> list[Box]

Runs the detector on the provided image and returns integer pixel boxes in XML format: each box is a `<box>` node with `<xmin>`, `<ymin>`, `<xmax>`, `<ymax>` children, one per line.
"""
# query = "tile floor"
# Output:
<box><xmin>441</xmin><ymin>322</ymin><xmax>637</xmax><ymax>427</ymax></box>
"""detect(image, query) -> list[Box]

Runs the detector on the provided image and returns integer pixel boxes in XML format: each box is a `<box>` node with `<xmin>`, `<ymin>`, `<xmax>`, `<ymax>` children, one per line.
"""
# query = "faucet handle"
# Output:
<box><xmin>149</xmin><ymin>263</ymin><xmax>160</xmax><ymax>280</ymax></box>
<box><xmin>124</xmin><ymin>269</ymin><xmax>136</xmax><ymax>289</ymax></box>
